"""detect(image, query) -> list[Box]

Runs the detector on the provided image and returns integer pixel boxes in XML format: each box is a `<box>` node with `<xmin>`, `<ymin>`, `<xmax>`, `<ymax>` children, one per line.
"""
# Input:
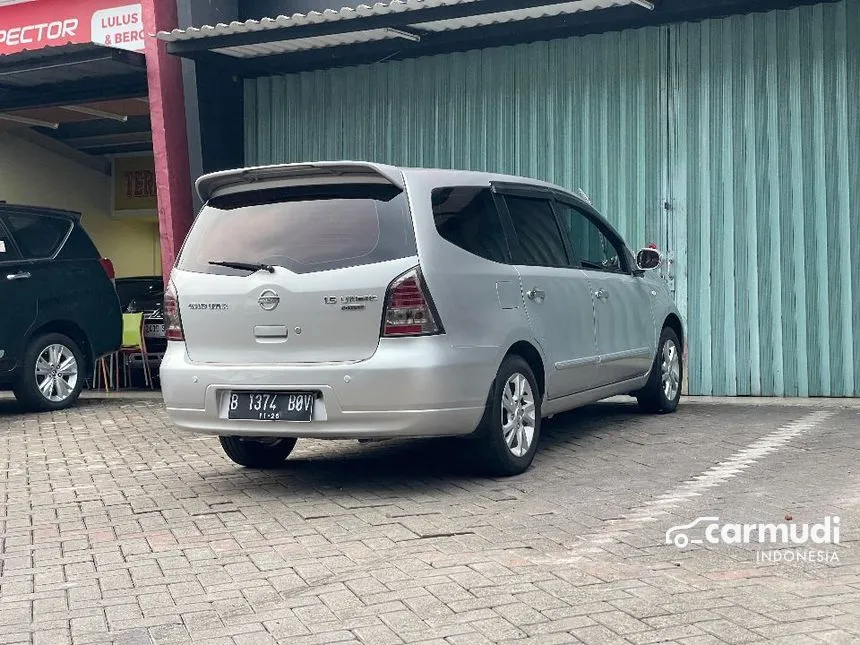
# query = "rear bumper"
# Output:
<box><xmin>159</xmin><ymin>337</ymin><xmax>497</xmax><ymax>439</ymax></box>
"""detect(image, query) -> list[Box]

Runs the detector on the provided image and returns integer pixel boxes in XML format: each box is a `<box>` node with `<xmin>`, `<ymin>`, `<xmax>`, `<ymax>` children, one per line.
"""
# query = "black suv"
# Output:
<box><xmin>0</xmin><ymin>205</ymin><xmax>122</xmax><ymax>411</ymax></box>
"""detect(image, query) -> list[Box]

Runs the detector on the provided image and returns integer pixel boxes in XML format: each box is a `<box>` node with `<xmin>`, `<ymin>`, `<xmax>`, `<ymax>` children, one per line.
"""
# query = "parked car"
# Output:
<box><xmin>0</xmin><ymin>204</ymin><xmax>122</xmax><ymax>411</ymax></box>
<box><xmin>160</xmin><ymin>162</ymin><xmax>684</xmax><ymax>476</ymax></box>
<box><xmin>115</xmin><ymin>276</ymin><xmax>166</xmax><ymax>377</ymax></box>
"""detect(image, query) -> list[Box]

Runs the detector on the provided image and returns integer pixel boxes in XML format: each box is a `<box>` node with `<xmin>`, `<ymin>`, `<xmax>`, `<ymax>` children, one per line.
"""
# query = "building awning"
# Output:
<box><xmin>0</xmin><ymin>42</ymin><xmax>147</xmax><ymax>111</ymax></box>
<box><xmin>158</xmin><ymin>0</ymin><xmax>654</xmax><ymax>59</ymax></box>
<box><xmin>0</xmin><ymin>42</ymin><xmax>151</xmax><ymax>159</ymax></box>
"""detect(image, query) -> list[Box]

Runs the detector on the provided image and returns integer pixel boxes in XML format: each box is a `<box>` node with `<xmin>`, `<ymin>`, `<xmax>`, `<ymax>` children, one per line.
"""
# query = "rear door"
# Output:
<box><xmin>173</xmin><ymin>181</ymin><xmax>418</xmax><ymax>365</ymax></box>
<box><xmin>0</xmin><ymin>218</ymin><xmax>35</xmax><ymax>375</ymax></box>
<box><xmin>2</xmin><ymin>212</ymin><xmax>76</xmax><ymax>351</ymax></box>
<box><xmin>555</xmin><ymin>200</ymin><xmax>655</xmax><ymax>385</ymax></box>
<box><xmin>495</xmin><ymin>186</ymin><xmax>600</xmax><ymax>399</ymax></box>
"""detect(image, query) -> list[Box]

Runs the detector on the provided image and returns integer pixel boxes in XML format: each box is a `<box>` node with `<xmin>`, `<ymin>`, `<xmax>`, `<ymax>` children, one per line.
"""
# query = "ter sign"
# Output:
<box><xmin>0</xmin><ymin>0</ymin><xmax>144</xmax><ymax>55</ymax></box>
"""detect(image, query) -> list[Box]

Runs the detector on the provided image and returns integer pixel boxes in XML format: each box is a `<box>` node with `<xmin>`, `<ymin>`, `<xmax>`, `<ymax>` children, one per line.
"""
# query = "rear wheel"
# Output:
<box><xmin>13</xmin><ymin>333</ymin><xmax>84</xmax><ymax>412</ymax></box>
<box><xmin>219</xmin><ymin>436</ymin><xmax>297</xmax><ymax>468</ymax></box>
<box><xmin>474</xmin><ymin>356</ymin><xmax>541</xmax><ymax>476</ymax></box>
<box><xmin>637</xmin><ymin>327</ymin><xmax>682</xmax><ymax>413</ymax></box>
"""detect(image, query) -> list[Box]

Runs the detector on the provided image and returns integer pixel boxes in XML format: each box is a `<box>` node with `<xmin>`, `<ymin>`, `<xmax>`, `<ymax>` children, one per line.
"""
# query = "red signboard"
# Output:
<box><xmin>0</xmin><ymin>0</ymin><xmax>145</xmax><ymax>56</ymax></box>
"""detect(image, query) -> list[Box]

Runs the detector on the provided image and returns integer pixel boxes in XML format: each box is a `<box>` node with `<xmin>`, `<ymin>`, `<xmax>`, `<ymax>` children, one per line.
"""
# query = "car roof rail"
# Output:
<box><xmin>574</xmin><ymin>188</ymin><xmax>592</xmax><ymax>205</ymax></box>
<box><xmin>0</xmin><ymin>203</ymin><xmax>81</xmax><ymax>219</ymax></box>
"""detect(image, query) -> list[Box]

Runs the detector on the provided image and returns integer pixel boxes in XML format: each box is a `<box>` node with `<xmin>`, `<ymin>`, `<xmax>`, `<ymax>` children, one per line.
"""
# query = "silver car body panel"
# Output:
<box><xmin>175</xmin><ymin>257</ymin><xmax>415</xmax><ymax>364</ymax></box>
<box><xmin>162</xmin><ymin>161</ymin><xmax>683</xmax><ymax>439</ymax></box>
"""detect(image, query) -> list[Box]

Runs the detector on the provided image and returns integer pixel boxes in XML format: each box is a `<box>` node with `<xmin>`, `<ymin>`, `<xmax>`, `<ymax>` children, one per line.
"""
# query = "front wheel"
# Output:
<box><xmin>637</xmin><ymin>327</ymin><xmax>682</xmax><ymax>413</ymax></box>
<box><xmin>219</xmin><ymin>437</ymin><xmax>297</xmax><ymax>468</ymax></box>
<box><xmin>13</xmin><ymin>333</ymin><xmax>85</xmax><ymax>412</ymax></box>
<box><xmin>473</xmin><ymin>356</ymin><xmax>542</xmax><ymax>476</ymax></box>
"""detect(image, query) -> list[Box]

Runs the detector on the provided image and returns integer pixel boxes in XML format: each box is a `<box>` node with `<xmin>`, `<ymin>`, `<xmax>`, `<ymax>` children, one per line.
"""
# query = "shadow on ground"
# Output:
<box><xmin>195</xmin><ymin>401</ymin><xmax>649</xmax><ymax>495</ymax></box>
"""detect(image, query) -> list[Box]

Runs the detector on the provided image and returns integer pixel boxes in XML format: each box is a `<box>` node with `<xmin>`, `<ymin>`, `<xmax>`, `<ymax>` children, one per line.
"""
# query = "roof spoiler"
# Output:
<box><xmin>196</xmin><ymin>162</ymin><xmax>405</xmax><ymax>202</ymax></box>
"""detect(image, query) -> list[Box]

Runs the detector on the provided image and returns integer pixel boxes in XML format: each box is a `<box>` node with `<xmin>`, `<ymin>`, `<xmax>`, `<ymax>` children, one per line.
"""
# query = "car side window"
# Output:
<box><xmin>4</xmin><ymin>213</ymin><xmax>71</xmax><ymax>260</ymax></box>
<box><xmin>504</xmin><ymin>195</ymin><xmax>569</xmax><ymax>267</ymax></box>
<box><xmin>0</xmin><ymin>220</ymin><xmax>22</xmax><ymax>263</ymax></box>
<box><xmin>556</xmin><ymin>202</ymin><xmax>626</xmax><ymax>273</ymax></box>
<box><xmin>432</xmin><ymin>187</ymin><xmax>510</xmax><ymax>264</ymax></box>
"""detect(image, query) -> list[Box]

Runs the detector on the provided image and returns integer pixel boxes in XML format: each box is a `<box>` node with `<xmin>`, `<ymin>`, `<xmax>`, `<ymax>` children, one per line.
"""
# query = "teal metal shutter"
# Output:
<box><xmin>244</xmin><ymin>28</ymin><xmax>669</xmax><ymax>256</ymax></box>
<box><xmin>244</xmin><ymin>1</ymin><xmax>860</xmax><ymax>397</ymax></box>
<box><xmin>670</xmin><ymin>0</ymin><xmax>860</xmax><ymax>396</ymax></box>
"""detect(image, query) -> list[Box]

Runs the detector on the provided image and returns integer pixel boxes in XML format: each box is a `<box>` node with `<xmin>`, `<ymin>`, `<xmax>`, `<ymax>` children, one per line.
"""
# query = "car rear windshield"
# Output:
<box><xmin>177</xmin><ymin>183</ymin><xmax>416</xmax><ymax>276</ymax></box>
<box><xmin>116</xmin><ymin>279</ymin><xmax>164</xmax><ymax>307</ymax></box>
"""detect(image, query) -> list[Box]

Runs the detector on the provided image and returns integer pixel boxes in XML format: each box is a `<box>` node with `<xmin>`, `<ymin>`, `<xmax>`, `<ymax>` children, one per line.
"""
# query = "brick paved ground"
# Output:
<box><xmin>0</xmin><ymin>395</ymin><xmax>858</xmax><ymax>644</ymax></box>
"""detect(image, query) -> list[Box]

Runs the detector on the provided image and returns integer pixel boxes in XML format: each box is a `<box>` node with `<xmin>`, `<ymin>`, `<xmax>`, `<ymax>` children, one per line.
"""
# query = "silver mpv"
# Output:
<box><xmin>161</xmin><ymin>162</ymin><xmax>684</xmax><ymax>476</ymax></box>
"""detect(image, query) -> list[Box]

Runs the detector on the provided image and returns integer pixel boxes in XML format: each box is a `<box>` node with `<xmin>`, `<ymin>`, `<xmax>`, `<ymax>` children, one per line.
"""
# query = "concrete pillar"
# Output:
<box><xmin>142</xmin><ymin>0</ymin><xmax>194</xmax><ymax>282</ymax></box>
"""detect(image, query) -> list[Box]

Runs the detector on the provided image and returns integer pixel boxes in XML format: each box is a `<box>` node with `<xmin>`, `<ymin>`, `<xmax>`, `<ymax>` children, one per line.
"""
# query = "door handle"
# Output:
<box><xmin>593</xmin><ymin>288</ymin><xmax>609</xmax><ymax>300</ymax></box>
<box><xmin>526</xmin><ymin>287</ymin><xmax>546</xmax><ymax>302</ymax></box>
<box><xmin>6</xmin><ymin>272</ymin><xmax>30</xmax><ymax>281</ymax></box>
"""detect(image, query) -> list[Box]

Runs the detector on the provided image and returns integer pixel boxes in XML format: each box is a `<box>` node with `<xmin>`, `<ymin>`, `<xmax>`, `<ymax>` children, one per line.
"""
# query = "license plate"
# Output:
<box><xmin>227</xmin><ymin>391</ymin><xmax>315</xmax><ymax>421</ymax></box>
<box><xmin>144</xmin><ymin>323</ymin><xmax>165</xmax><ymax>338</ymax></box>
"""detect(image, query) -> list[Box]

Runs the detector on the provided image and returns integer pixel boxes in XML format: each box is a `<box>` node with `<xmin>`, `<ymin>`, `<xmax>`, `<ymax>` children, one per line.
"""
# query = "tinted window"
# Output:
<box><xmin>115</xmin><ymin>279</ymin><xmax>163</xmax><ymax>308</ymax></box>
<box><xmin>556</xmin><ymin>203</ymin><xmax>625</xmax><ymax>273</ymax></box>
<box><xmin>0</xmin><ymin>220</ymin><xmax>21</xmax><ymax>262</ymax></box>
<box><xmin>504</xmin><ymin>195</ymin><xmax>569</xmax><ymax>267</ymax></box>
<box><xmin>4</xmin><ymin>213</ymin><xmax>71</xmax><ymax>259</ymax></box>
<box><xmin>178</xmin><ymin>184</ymin><xmax>415</xmax><ymax>275</ymax></box>
<box><xmin>432</xmin><ymin>187</ymin><xmax>509</xmax><ymax>264</ymax></box>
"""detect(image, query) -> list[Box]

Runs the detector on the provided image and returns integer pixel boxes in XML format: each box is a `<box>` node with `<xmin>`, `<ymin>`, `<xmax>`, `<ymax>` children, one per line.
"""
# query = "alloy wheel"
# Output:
<box><xmin>501</xmin><ymin>372</ymin><xmax>536</xmax><ymax>458</ymax></box>
<box><xmin>34</xmin><ymin>344</ymin><xmax>78</xmax><ymax>403</ymax></box>
<box><xmin>661</xmin><ymin>339</ymin><xmax>681</xmax><ymax>401</ymax></box>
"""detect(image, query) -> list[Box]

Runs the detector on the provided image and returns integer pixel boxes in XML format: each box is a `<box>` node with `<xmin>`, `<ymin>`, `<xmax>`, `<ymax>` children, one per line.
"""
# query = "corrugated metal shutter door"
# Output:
<box><xmin>671</xmin><ymin>1</ymin><xmax>860</xmax><ymax>396</ymax></box>
<box><xmin>244</xmin><ymin>27</ymin><xmax>668</xmax><ymax>261</ymax></box>
<box><xmin>244</xmin><ymin>1</ymin><xmax>860</xmax><ymax>397</ymax></box>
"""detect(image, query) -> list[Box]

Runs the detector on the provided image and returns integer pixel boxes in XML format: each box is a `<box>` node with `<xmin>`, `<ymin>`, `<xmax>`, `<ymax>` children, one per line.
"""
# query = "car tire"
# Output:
<box><xmin>219</xmin><ymin>436</ymin><xmax>297</xmax><ymax>468</ymax></box>
<box><xmin>13</xmin><ymin>333</ymin><xmax>85</xmax><ymax>412</ymax></box>
<box><xmin>474</xmin><ymin>355</ymin><xmax>542</xmax><ymax>476</ymax></box>
<box><xmin>637</xmin><ymin>327</ymin><xmax>682</xmax><ymax>414</ymax></box>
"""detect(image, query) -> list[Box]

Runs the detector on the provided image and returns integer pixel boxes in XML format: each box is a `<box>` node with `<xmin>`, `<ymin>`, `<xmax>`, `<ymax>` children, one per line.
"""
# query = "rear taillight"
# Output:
<box><xmin>382</xmin><ymin>267</ymin><xmax>443</xmax><ymax>337</ymax></box>
<box><xmin>100</xmin><ymin>258</ymin><xmax>115</xmax><ymax>282</ymax></box>
<box><xmin>164</xmin><ymin>282</ymin><xmax>184</xmax><ymax>341</ymax></box>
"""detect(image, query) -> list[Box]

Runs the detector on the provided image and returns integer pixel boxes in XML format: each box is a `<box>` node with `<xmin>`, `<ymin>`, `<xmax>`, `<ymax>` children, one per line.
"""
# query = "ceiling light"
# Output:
<box><xmin>631</xmin><ymin>0</ymin><xmax>655</xmax><ymax>9</ymax></box>
<box><xmin>0</xmin><ymin>113</ymin><xmax>59</xmax><ymax>129</ymax></box>
<box><xmin>63</xmin><ymin>105</ymin><xmax>129</xmax><ymax>122</ymax></box>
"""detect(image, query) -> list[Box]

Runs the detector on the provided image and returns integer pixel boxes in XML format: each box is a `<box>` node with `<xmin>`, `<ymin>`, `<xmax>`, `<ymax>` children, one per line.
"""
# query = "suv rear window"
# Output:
<box><xmin>178</xmin><ymin>184</ymin><xmax>416</xmax><ymax>275</ymax></box>
<box><xmin>4</xmin><ymin>213</ymin><xmax>71</xmax><ymax>259</ymax></box>
<box><xmin>432</xmin><ymin>187</ymin><xmax>509</xmax><ymax>264</ymax></box>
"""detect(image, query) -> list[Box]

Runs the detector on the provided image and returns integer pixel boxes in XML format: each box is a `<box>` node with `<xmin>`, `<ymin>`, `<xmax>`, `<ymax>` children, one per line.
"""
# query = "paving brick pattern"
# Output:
<box><xmin>0</xmin><ymin>396</ymin><xmax>858</xmax><ymax>644</ymax></box>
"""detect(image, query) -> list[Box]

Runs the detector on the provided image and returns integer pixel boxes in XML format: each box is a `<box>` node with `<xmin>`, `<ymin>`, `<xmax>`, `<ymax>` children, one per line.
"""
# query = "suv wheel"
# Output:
<box><xmin>636</xmin><ymin>327</ymin><xmax>682</xmax><ymax>413</ymax></box>
<box><xmin>14</xmin><ymin>333</ymin><xmax>85</xmax><ymax>412</ymax></box>
<box><xmin>219</xmin><ymin>436</ymin><xmax>297</xmax><ymax>468</ymax></box>
<box><xmin>474</xmin><ymin>356</ymin><xmax>542</xmax><ymax>476</ymax></box>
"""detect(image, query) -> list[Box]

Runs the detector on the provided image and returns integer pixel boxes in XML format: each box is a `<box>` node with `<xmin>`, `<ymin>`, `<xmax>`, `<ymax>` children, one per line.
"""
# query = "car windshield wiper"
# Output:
<box><xmin>208</xmin><ymin>260</ymin><xmax>275</xmax><ymax>274</ymax></box>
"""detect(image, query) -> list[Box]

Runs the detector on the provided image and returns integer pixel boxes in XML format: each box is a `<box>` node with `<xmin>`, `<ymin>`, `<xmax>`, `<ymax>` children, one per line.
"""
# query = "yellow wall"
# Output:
<box><xmin>0</xmin><ymin>131</ymin><xmax>161</xmax><ymax>277</ymax></box>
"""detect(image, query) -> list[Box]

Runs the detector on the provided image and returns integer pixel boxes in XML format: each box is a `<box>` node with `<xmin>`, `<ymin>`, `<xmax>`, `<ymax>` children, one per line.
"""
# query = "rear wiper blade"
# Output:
<box><xmin>208</xmin><ymin>260</ymin><xmax>275</xmax><ymax>273</ymax></box>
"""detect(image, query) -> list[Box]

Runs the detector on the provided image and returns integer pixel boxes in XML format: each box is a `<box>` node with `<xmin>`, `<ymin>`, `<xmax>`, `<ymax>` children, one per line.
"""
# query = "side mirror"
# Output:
<box><xmin>636</xmin><ymin>248</ymin><xmax>662</xmax><ymax>271</ymax></box>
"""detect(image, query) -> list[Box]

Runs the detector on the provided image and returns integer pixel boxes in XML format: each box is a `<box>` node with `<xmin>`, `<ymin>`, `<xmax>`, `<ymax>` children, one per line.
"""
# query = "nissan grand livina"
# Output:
<box><xmin>160</xmin><ymin>162</ymin><xmax>684</xmax><ymax>476</ymax></box>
